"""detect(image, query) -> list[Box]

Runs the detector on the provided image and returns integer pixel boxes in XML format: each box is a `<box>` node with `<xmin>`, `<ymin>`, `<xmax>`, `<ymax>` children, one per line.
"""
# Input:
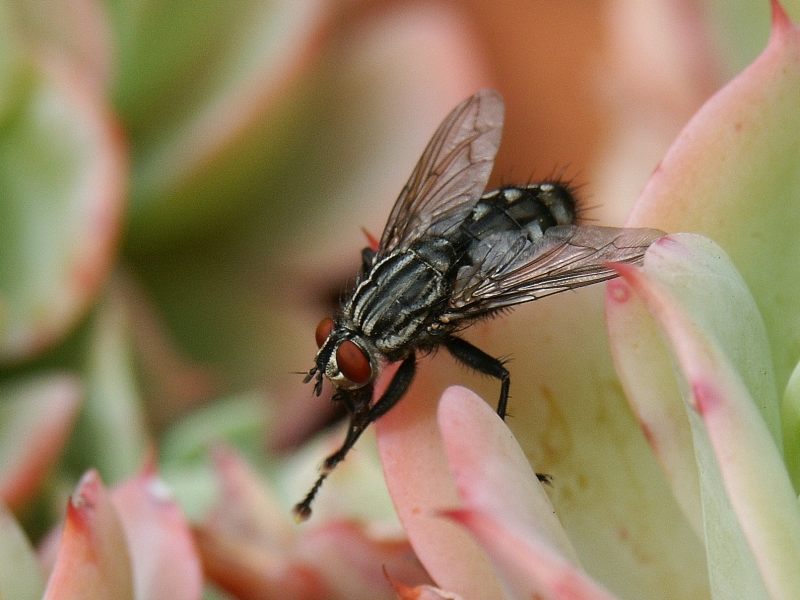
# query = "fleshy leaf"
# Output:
<box><xmin>0</xmin><ymin>502</ymin><xmax>45</xmax><ymax>599</ymax></box>
<box><xmin>194</xmin><ymin>445</ymin><xmax>328</xmax><ymax>598</ymax></box>
<box><xmin>68</xmin><ymin>292</ymin><xmax>149</xmax><ymax>483</ymax></box>
<box><xmin>0</xmin><ymin>53</ymin><xmax>125</xmax><ymax>362</ymax></box>
<box><xmin>437</xmin><ymin>387</ymin><xmax>618</xmax><ymax>600</ymax></box>
<box><xmin>606</xmin><ymin>234</ymin><xmax>779</xmax><ymax>536</ymax></box>
<box><xmin>43</xmin><ymin>471</ymin><xmax>134</xmax><ymax>600</ymax></box>
<box><xmin>197</xmin><ymin>446</ymin><xmax>427</xmax><ymax>599</ymax></box>
<box><xmin>159</xmin><ymin>393</ymin><xmax>268</xmax><ymax>467</ymax></box>
<box><xmin>445</xmin><ymin>509</ymin><xmax>620</xmax><ymax>600</ymax></box>
<box><xmin>607</xmin><ymin>237</ymin><xmax>800</xmax><ymax>600</ymax></box>
<box><xmin>380</xmin><ymin>287</ymin><xmax>709</xmax><ymax>598</ymax></box>
<box><xmin>437</xmin><ymin>386</ymin><xmax>577</xmax><ymax>561</ymax></box>
<box><xmin>206</xmin><ymin>445</ymin><xmax>292</xmax><ymax>546</ymax></box>
<box><xmin>377</xmin><ymin>377</ymin><xmax>504</xmax><ymax>599</ymax></box>
<box><xmin>3</xmin><ymin>1</ymin><xmax>112</xmax><ymax>90</ymax></box>
<box><xmin>158</xmin><ymin>393</ymin><xmax>269</xmax><ymax>521</ymax></box>
<box><xmin>292</xmin><ymin>521</ymin><xmax>431</xmax><ymax>600</ymax></box>
<box><xmin>112</xmin><ymin>0</ymin><xmax>329</xmax><ymax>246</ymax></box>
<box><xmin>0</xmin><ymin>373</ymin><xmax>82</xmax><ymax>508</ymax></box>
<box><xmin>782</xmin><ymin>358</ymin><xmax>800</xmax><ymax>487</ymax></box>
<box><xmin>705</xmin><ymin>0</ymin><xmax>799</xmax><ymax>74</ymax></box>
<box><xmin>629</xmin><ymin>3</ymin><xmax>800</xmax><ymax>389</ymax></box>
<box><xmin>111</xmin><ymin>467</ymin><xmax>202</xmax><ymax>600</ymax></box>
<box><xmin>194</xmin><ymin>529</ymin><xmax>325</xmax><ymax>600</ymax></box>
<box><xmin>385</xmin><ymin>570</ymin><xmax>463</xmax><ymax>600</ymax></box>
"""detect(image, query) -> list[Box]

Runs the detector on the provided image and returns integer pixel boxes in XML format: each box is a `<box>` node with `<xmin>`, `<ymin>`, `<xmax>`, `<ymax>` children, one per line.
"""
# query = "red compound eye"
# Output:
<box><xmin>315</xmin><ymin>318</ymin><xmax>334</xmax><ymax>348</ymax></box>
<box><xmin>336</xmin><ymin>340</ymin><xmax>371</xmax><ymax>384</ymax></box>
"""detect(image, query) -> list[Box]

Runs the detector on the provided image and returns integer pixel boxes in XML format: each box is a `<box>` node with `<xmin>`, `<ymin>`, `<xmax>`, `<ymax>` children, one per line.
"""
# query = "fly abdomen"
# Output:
<box><xmin>463</xmin><ymin>183</ymin><xmax>577</xmax><ymax>243</ymax></box>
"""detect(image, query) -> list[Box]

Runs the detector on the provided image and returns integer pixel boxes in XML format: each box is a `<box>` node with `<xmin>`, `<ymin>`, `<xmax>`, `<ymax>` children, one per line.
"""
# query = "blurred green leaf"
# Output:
<box><xmin>158</xmin><ymin>392</ymin><xmax>269</xmax><ymax>521</ymax></box>
<box><xmin>0</xmin><ymin>373</ymin><xmax>82</xmax><ymax>508</ymax></box>
<box><xmin>705</xmin><ymin>0</ymin><xmax>800</xmax><ymax>75</ymax></box>
<box><xmin>0</xmin><ymin>57</ymin><xmax>125</xmax><ymax>363</ymax></box>
<box><xmin>160</xmin><ymin>391</ymin><xmax>268</xmax><ymax>467</ymax></box>
<box><xmin>108</xmin><ymin>0</ymin><xmax>329</xmax><ymax>247</ymax></box>
<box><xmin>66</xmin><ymin>293</ymin><xmax>149</xmax><ymax>483</ymax></box>
<box><xmin>0</xmin><ymin>503</ymin><xmax>45</xmax><ymax>600</ymax></box>
<box><xmin>782</xmin><ymin>360</ymin><xmax>800</xmax><ymax>487</ymax></box>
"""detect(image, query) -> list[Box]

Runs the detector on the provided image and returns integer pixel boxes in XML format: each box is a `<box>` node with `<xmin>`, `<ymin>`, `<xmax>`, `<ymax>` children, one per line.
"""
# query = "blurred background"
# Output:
<box><xmin>0</xmin><ymin>0</ymin><xmax>792</xmax><ymax>597</ymax></box>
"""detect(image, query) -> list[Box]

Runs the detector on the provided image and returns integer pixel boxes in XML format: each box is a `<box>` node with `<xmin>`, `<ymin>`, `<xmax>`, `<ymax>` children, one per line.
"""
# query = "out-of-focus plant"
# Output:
<box><xmin>0</xmin><ymin>0</ymin><xmax>797</xmax><ymax>598</ymax></box>
<box><xmin>0</xmin><ymin>1</ymin><xmax>496</xmax><ymax>597</ymax></box>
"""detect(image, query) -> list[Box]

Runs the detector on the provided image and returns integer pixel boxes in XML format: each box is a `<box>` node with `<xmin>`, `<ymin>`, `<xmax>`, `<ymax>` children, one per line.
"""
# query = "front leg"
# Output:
<box><xmin>323</xmin><ymin>354</ymin><xmax>416</xmax><ymax>471</ymax></box>
<box><xmin>443</xmin><ymin>335</ymin><xmax>510</xmax><ymax>419</ymax></box>
<box><xmin>293</xmin><ymin>354</ymin><xmax>416</xmax><ymax>521</ymax></box>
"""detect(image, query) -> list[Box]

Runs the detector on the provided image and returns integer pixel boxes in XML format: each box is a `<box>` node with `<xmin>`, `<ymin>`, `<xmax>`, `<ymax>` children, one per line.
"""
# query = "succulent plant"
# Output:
<box><xmin>1</xmin><ymin>1</ymin><xmax>798</xmax><ymax>599</ymax></box>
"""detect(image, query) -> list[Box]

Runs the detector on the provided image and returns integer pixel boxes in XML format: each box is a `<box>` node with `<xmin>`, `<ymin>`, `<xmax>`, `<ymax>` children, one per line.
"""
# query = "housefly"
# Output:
<box><xmin>294</xmin><ymin>89</ymin><xmax>663</xmax><ymax>521</ymax></box>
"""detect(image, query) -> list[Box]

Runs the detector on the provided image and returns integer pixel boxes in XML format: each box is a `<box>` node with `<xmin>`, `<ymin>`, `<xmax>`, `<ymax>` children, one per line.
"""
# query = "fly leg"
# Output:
<box><xmin>293</xmin><ymin>354</ymin><xmax>416</xmax><ymax>521</ymax></box>
<box><xmin>323</xmin><ymin>354</ymin><xmax>416</xmax><ymax>471</ymax></box>
<box><xmin>443</xmin><ymin>335</ymin><xmax>510</xmax><ymax>419</ymax></box>
<box><xmin>443</xmin><ymin>335</ymin><xmax>551</xmax><ymax>484</ymax></box>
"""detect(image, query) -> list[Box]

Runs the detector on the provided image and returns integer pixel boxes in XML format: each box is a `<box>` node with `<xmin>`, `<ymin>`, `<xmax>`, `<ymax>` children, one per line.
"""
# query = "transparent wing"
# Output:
<box><xmin>378</xmin><ymin>89</ymin><xmax>504</xmax><ymax>255</ymax></box>
<box><xmin>447</xmin><ymin>225</ymin><xmax>664</xmax><ymax>319</ymax></box>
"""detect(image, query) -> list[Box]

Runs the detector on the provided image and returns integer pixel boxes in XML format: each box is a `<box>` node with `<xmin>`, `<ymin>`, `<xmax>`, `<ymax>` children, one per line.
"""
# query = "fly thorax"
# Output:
<box><xmin>409</xmin><ymin>237</ymin><xmax>458</xmax><ymax>273</ymax></box>
<box><xmin>346</xmin><ymin>245</ymin><xmax>453</xmax><ymax>351</ymax></box>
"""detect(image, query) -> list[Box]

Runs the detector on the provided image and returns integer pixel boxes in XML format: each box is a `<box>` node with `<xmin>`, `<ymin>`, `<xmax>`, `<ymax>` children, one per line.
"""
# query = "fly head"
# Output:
<box><xmin>307</xmin><ymin>317</ymin><xmax>379</xmax><ymax>395</ymax></box>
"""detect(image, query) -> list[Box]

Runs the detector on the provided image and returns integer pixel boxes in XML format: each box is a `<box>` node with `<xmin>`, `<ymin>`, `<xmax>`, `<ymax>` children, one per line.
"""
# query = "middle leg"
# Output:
<box><xmin>443</xmin><ymin>335</ymin><xmax>510</xmax><ymax>419</ymax></box>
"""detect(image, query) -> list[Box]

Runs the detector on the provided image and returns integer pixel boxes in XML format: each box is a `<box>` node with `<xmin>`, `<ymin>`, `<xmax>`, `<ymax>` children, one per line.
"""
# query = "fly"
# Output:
<box><xmin>294</xmin><ymin>89</ymin><xmax>663</xmax><ymax>521</ymax></box>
